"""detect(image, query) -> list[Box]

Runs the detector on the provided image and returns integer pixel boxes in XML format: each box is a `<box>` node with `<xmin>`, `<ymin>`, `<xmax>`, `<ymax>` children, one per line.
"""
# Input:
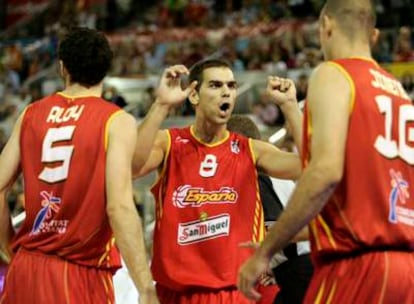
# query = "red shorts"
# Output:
<box><xmin>257</xmin><ymin>284</ymin><xmax>279</xmax><ymax>304</ymax></box>
<box><xmin>156</xmin><ymin>284</ymin><xmax>256</xmax><ymax>304</ymax></box>
<box><xmin>0</xmin><ymin>249</ymin><xmax>114</xmax><ymax>304</ymax></box>
<box><xmin>304</xmin><ymin>251</ymin><xmax>414</xmax><ymax>304</ymax></box>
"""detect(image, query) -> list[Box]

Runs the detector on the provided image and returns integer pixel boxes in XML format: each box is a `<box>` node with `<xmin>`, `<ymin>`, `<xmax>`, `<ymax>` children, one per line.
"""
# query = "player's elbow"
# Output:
<box><xmin>311</xmin><ymin>159</ymin><xmax>343</xmax><ymax>187</ymax></box>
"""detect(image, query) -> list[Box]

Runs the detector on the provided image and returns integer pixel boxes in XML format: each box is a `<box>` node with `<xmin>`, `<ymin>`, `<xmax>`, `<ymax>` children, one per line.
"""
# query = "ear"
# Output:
<box><xmin>322</xmin><ymin>14</ymin><xmax>333</xmax><ymax>37</ymax></box>
<box><xmin>188</xmin><ymin>89</ymin><xmax>199</xmax><ymax>105</ymax></box>
<box><xmin>59</xmin><ymin>60</ymin><xmax>68</xmax><ymax>78</ymax></box>
<box><xmin>370</xmin><ymin>28</ymin><xmax>380</xmax><ymax>47</ymax></box>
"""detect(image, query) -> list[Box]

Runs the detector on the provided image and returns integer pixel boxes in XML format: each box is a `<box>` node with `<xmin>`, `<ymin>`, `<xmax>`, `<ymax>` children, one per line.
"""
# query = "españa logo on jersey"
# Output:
<box><xmin>177</xmin><ymin>214</ymin><xmax>230</xmax><ymax>245</ymax></box>
<box><xmin>30</xmin><ymin>191</ymin><xmax>68</xmax><ymax>235</ymax></box>
<box><xmin>172</xmin><ymin>185</ymin><xmax>238</xmax><ymax>208</ymax></box>
<box><xmin>388</xmin><ymin>169</ymin><xmax>412</xmax><ymax>226</ymax></box>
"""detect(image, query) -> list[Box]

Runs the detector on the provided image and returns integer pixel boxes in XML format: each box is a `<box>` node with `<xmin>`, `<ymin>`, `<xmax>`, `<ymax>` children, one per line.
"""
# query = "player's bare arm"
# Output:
<box><xmin>0</xmin><ymin>112</ymin><xmax>25</xmax><ymax>262</ymax></box>
<box><xmin>132</xmin><ymin>65</ymin><xmax>197</xmax><ymax>174</ymax></box>
<box><xmin>267</xmin><ymin>76</ymin><xmax>303</xmax><ymax>155</ymax></box>
<box><xmin>238</xmin><ymin>62</ymin><xmax>351</xmax><ymax>300</ymax></box>
<box><xmin>106</xmin><ymin>111</ymin><xmax>159</xmax><ymax>304</ymax></box>
<box><xmin>252</xmin><ymin>139</ymin><xmax>301</xmax><ymax>180</ymax></box>
<box><xmin>133</xmin><ymin>129</ymin><xmax>169</xmax><ymax>178</ymax></box>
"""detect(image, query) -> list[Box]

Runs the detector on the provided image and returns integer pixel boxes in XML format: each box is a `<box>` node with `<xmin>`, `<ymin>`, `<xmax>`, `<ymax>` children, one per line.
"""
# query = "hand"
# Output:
<box><xmin>237</xmin><ymin>251</ymin><xmax>269</xmax><ymax>301</ymax></box>
<box><xmin>138</xmin><ymin>286</ymin><xmax>159</xmax><ymax>304</ymax></box>
<box><xmin>155</xmin><ymin>65</ymin><xmax>197</xmax><ymax>109</ymax></box>
<box><xmin>266</xmin><ymin>76</ymin><xmax>297</xmax><ymax>107</ymax></box>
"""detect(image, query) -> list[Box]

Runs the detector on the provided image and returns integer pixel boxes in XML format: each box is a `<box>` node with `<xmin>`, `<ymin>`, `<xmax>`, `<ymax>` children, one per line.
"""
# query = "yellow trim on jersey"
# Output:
<box><xmin>64</xmin><ymin>261</ymin><xmax>70</xmax><ymax>304</ymax></box>
<box><xmin>317</xmin><ymin>214</ymin><xmax>337</xmax><ymax>249</ymax></box>
<box><xmin>248</xmin><ymin>138</ymin><xmax>257</xmax><ymax>165</ymax></box>
<box><xmin>378</xmin><ymin>252</ymin><xmax>389</xmax><ymax>304</ymax></box>
<box><xmin>150</xmin><ymin>130</ymin><xmax>171</xmax><ymax>190</ymax></box>
<box><xmin>314</xmin><ymin>278</ymin><xmax>326</xmax><ymax>304</ymax></box>
<box><xmin>98</xmin><ymin>237</ymin><xmax>115</xmax><ymax>267</ymax></box>
<box><xmin>57</xmin><ymin>91</ymin><xmax>101</xmax><ymax>100</ymax></box>
<box><xmin>326</xmin><ymin>62</ymin><xmax>356</xmax><ymax>113</ymax></box>
<box><xmin>326</xmin><ymin>280</ymin><xmax>337</xmax><ymax>304</ymax></box>
<box><xmin>332</xmin><ymin>196</ymin><xmax>359</xmax><ymax>242</ymax></box>
<box><xmin>190</xmin><ymin>125</ymin><xmax>230</xmax><ymax>147</ymax></box>
<box><xmin>310</xmin><ymin>219</ymin><xmax>321</xmax><ymax>250</ymax></box>
<box><xmin>152</xmin><ymin>130</ymin><xmax>171</xmax><ymax>222</ymax></box>
<box><xmin>349</xmin><ymin>56</ymin><xmax>380</xmax><ymax>67</ymax></box>
<box><xmin>252</xmin><ymin>170</ymin><xmax>265</xmax><ymax>243</ymax></box>
<box><xmin>104</xmin><ymin>110</ymin><xmax>123</xmax><ymax>150</ymax></box>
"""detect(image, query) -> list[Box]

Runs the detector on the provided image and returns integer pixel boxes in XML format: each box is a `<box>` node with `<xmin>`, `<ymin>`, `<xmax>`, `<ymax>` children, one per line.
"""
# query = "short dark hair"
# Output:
<box><xmin>58</xmin><ymin>27</ymin><xmax>113</xmax><ymax>87</ymax></box>
<box><xmin>189</xmin><ymin>58</ymin><xmax>232</xmax><ymax>91</ymax></box>
<box><xmin>227</xmin><ymin>114</ymin><xmax>261</xmax><ymax>140</ymax></box>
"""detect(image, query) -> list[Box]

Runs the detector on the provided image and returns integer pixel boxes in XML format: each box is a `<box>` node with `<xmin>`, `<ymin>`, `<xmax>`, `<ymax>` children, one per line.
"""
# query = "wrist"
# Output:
<box><xmin>255</xmin><ymin>244</ymin><xmax>272</xmax><ymax>263</ymax></box>
<box><xmin>151</xmin><ymin>99</ymin><xmax>171</xmax><ymax>115</ymax></box>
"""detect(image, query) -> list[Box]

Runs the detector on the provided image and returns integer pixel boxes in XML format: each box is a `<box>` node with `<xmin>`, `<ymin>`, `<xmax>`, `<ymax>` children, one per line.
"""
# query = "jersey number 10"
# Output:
<box><xmin>374</xmin><ymin>95</ymin><xmax>414</xmax><ymax>165</ymax></box>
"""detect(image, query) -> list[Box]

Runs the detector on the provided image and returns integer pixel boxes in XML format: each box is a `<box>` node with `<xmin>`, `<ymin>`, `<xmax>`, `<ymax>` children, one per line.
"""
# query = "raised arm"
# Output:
<box><xmin>105</xmin><ymin>111</ymin><xmax>158</xmax><ymax>304</ymax></box>
<box><xmin>132</xmin><ymin>65</ymin><xmax>197</xmax><ymax>176</ymax></box>
<box><xmin>238</xmin><ymin>62</ymin><xmax>351</xmax><ymax>300</ymax></box>
<box><xmin>253</xmin><ymin>139</ymin><xmax>301</xmax><ymax>180</ymax></box>
<box><xmin>266</xmin><ymin>76</ymin><xmax>303</xmax><ymax>155</ymax></box>
<box><xmin>0</xmin><ymin>112</ymin><xmax>25</xmax><ymax>262</ymax></box>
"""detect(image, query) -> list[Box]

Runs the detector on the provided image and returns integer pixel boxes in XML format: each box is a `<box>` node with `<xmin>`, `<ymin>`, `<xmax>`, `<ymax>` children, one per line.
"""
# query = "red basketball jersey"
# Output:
<box><xmin>13</xmin><ymin>93</ymin><xmax>122</xmax><ymax>271</ymax></box>
<box><xmin>302</xmin><ymin>58</ymin><xmax>414</xmax><ymax>265</ymax></box>
<box><xmin>151</xmin><ymin>127</ymin><xmax>264</xmax><ymax>291</ymax></box>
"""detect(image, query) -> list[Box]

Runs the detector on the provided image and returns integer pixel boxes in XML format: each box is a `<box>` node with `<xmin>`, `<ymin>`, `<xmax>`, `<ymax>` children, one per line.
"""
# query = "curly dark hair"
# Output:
<box><xmin>58</xmin><ymin>27</ymin><xmax>113</xmax><ymax>87</ymax></box>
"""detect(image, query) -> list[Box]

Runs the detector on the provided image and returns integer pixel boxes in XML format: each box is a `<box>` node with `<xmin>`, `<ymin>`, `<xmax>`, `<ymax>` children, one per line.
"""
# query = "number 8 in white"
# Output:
<box><xmin>38</xmin><ymin>126</ymin><xmax>75</xmax><ymax>183</ymax></box>
<box><xmin>374</xmin><ymin>95</ymin><xmax>414</xmax><ymax>165</ymax></box>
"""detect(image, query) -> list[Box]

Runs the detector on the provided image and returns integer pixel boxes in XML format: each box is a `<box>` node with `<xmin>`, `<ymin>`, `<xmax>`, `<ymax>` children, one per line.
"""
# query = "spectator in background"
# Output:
<box><xmin>103</xmin><ymin>86</ymin><xmax>127</xmax><ymax>108</ymax></box>
<box><xmin>401</xmin><ymin>72</ymin><xmax>414</xmax><ymax>101</ymax></box>
<box><xmin>295</xmin><ymin>73</ymin><xmax>309</xmax><ymax>101</ymax></box>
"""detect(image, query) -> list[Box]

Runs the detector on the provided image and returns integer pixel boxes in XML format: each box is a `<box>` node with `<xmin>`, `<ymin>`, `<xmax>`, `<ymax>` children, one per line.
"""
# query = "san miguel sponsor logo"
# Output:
<box><xmin>172</xmin><ymin>185</ymin><xmax>238</xmax><ymax>208</ymax></box>
<box><xmin>177</xmin><ymin>214</ymin><xmax>230</xmax><ymax>245</ymax></box>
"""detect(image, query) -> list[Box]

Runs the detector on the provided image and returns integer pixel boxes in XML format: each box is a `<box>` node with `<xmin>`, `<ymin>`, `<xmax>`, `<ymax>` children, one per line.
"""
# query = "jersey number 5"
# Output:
<box><xmin>374</xmin><ymin>95</ymin><xmax>414</xmax><ymax>165</ymax></box>
<box><xmin>38</xmin><ymin>126</ymin><xmax>75</xmax><ymax>183</ymax></box>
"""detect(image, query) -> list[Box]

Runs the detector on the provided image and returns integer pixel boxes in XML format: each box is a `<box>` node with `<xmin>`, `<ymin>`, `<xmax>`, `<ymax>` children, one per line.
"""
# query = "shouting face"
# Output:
<box><xmin>191</xmin><ymin>66</ymin><xmax>237</xmax><ymax>125</ymax></box>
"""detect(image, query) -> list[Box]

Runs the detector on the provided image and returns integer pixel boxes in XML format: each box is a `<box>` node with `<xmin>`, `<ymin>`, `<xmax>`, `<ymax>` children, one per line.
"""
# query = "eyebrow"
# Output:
<box><xmin>208</xmin><ymin>80</ymin><xmax>238</xmax><ymax>87</ymax></box>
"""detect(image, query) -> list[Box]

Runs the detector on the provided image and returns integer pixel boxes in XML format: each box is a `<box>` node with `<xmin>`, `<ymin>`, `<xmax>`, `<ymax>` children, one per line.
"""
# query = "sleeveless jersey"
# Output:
<box><xmin>302</xmin><ymin>58</ymin><xmax>414</xmax><ymax>265</ymax></box>
<box><xmin>151</xmin><ymin>127</ymin><xmax>264</xmax><ymax>291</ymax></box>
<box><xmin>13</xmin><ymin>93</ymin><xmax>122</xmax><ymax>271</ymax></box>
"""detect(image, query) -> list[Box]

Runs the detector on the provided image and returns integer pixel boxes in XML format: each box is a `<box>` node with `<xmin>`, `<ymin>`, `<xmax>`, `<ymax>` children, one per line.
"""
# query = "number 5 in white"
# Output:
<box><xmin>39</xmin><ymin>126</ymin><xmax>75</xmax><ymax>183</ymax></box>
<box><xmin>374</xmin><ymin>95</ymin><xmax>414</xmax><ymax>165</ymax></box>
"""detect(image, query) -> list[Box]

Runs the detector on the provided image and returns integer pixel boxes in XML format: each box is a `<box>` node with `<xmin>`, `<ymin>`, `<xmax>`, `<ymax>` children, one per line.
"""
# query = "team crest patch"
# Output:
<box><xmin>230</xmin><ymin>140</ymin><xmax>240</xmax><ymax>154</ymax></box>
<box><xmin>31</xmin><ymin>191</ymin><xmax>68</xmax><ymax>235</ymax></box>
<box><xmin>388</xmin><ymin>169</ymin><xmax>412</xmax><ymax>225</ymax></box>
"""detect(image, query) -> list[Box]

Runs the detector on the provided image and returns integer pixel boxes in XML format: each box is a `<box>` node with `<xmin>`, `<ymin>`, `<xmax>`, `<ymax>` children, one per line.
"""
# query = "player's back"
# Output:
<box><xmin>304</xmin><ymin>58</ymin><xmax>414</xmax><ymax>264</ymax></box>
<box><xmin>14</xmin><ymin>93</ymin><xmax>121</xmax><ymax>270</ymax></box>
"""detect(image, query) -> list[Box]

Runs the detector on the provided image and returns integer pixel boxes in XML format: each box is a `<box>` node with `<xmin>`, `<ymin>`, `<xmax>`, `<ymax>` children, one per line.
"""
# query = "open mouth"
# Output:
<box><xmin>220</xmin><ymin>103</ymin><xmax>230</xmax><ymax>112</ymax></box>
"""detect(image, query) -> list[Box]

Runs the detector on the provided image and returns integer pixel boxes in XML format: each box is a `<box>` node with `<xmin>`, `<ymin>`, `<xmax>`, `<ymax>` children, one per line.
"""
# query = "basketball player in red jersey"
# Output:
<box><xmin>0</xmin><ymin>27</ymin><xmax>195</xmax><ymax>304</ymax></box>
<box><xmin>133</xmin><ymin>58</ymin><xmax>303</xmax><ymax>304</ymax></box>
<box><xmin>238</xmin><ymin>0</ymin><xmax>414</xmax><ymax>303</ymax></box>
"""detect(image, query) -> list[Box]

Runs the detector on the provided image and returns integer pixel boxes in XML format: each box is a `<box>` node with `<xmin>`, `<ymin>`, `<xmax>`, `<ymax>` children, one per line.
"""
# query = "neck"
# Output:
<box><xmin>331</xmin><ymin>36</ymin><xmax>372</xmax><ymax>60</ymax></box>
<box><xmin>61</xmin><ymin>82</ymin><xmax>103</xmax><ymax>98</ymax></box>
<box><xmin>191</xmin><ymin>121</ymin><xmax>228</xmax><ymax>144</ymax></box>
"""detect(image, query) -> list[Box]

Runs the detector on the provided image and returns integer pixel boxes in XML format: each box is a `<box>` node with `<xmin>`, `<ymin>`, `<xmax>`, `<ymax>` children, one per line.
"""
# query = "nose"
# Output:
<box><xmin>222</xmin><ymin>84</ymin><xmax>231</xmax><ymax>96</ymax></box>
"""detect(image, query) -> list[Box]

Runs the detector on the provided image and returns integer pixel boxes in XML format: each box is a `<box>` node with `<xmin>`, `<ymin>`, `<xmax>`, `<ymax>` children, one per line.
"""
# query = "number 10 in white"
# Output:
<box><xmin>374</xmin><ymin>95</ymin><xmax>414</xmax><ymax>165</ymax></box>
